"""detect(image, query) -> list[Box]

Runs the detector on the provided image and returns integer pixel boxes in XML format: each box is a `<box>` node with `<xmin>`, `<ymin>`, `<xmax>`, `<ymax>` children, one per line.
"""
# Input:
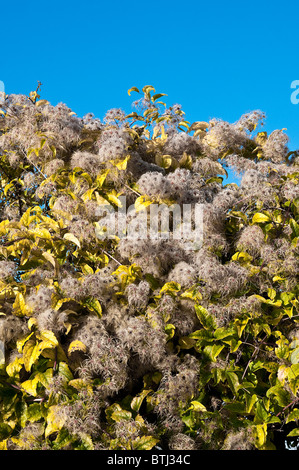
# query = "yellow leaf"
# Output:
<box><xmin>45</xmin><ymin>406</ymin><xmax>65</xmax><ymax>438</ymax></box>
<box><xmin>23</xmin><ymin>340</ymin><xmax>42</xmax><ymax>372</ymax></box>
<box><xmin>254</xmin><ymin>424</ymin><xmax>267</xmax><ymax>448</ymax></box>
<box><xmin>110</xmin><ymin>155</ymin><xmax>130</xmax><ymax>170</ymax></box>
<box><xmin>69</xmin><ymin>379</ymin><xmax>93</xmax><ymax>393</ymax></box>
<box><xmin>13</xmin><ymin>292</ymin><xmax>32</xmax><ymax>317</ymax></box>
<box><xmin>28</xmin><ymin>317</ymin><xmax>37</xmax><ymax>330</ymax></box>
<box><xmin>232</xmin><ymin>251</ymin><xmax>253</xmax><ymax>263</ymax></box>
<box><xmin>134</xmin><ymin>195</ymin><xmax>153</xmax><ymax>212</ymax></box>
<box><xmin>178</xmin><ymin>120</ymin><xmax>190</xmax><ymax>130</ymax></box>
<box><xmin>155</xmin><ymin>154</ymin><xmax>173</xmax><ymax>169</ymax></box>
<box><xmin>96</xmin><ymin>169</ymin><xmax>109</xmax><ymax>188</ymax></box>
<box><xmin>179</xmin><ymin>152</ymin><xmax>193</xmax><ymax>169</ymax></box>
<box><xmin>189</xmin><ymin>121</ymin><xmax>209</xmax><ymax>132</ymax></box>
<box><xmin>42</xmin><ymin>251</ymin><xmax>56</xmax><ymax>268</ymax></box>
<box><xmin>6</xmin><ymin>356</ymin><xmax>24</xmax><ymax>377</ymax></box>
<box><xmin>35</xmin><ymin>99</ymin><xmax>49</xmax><ymax>107</ymax></box>
<box><xmin>68</xmin><ymin>340</ymin><xmax>87</xmax><ymax>356</ymax></box>
<box><xmin>0</xmin><ymin>440</ymin><xmax>7</xmax><ymax>450</ymax></box>
<box><xmin>107</xmin><ymin>192</ymin><xmax>123</xmax><ymax>207</ymax></box>
<box><xmin>63</xmin><ymin>233</ymin><xmax>81</xmax><ymax>248</ymax></box>
<box><xmin>252</xmin><ymin>213</ymin><xmax>271</xmax><ymax>224</ymax></box>
<box><xmin>133</xmin><ymin>435</ymin><xmax>159</xmax><ymax>450</ymax></box>
<box><xmin>16</xmin><ymin>332</ymin><xmax>34</xmax><ymax>353</ymax></box>
<box><xmin>189</xmin><ymin>401</ymin><xmax>207</xmax><ymax>412</ymax></box>
<box><xmin>41</xmin><ymin>344</ymin><xmax>67</xmax><ymax>362</ymax></box>
<box><xmin>33</xmin><ymin>227</ymin><xmax>52</xmax><ymax>239</ymax></box>
<box><xmin>81</xmin><ymin>187</ymin><xmax>96</xmax><ymax>202</ymax></box>
<box><xmin>81</xmin><ymin>264</ymin><xmax>94</xmax><ymax>275</ymax></box>
<box><xmin>52</xmin><ymin>295</ymin><xmax>72</xmax><ymax>311</ymax></box>
<box><xmin>21</xmin><ymin>376</ymin><xmax>39</xmax><ymax>396</ymax></box>
<box><xmin>160</xmin><ymin>282</ymin><xmax>181</xmax><ymax>294</ymax></box>
<box><xmin>36</xmin><ymin>330</ymin><xmax>58</xmax><ymax>348</ymax></box>
<box><xmin>142</xmin><ymin>85</ymin><xmax>155</xmax><ymax>95</ymax></box>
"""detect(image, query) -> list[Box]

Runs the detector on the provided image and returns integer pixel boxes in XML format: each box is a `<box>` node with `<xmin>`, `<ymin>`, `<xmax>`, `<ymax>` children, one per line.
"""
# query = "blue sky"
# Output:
<box><xmin>1</xmin><ymin>0</ymin><xmax>299</xmax><ymax>158</ymax></box>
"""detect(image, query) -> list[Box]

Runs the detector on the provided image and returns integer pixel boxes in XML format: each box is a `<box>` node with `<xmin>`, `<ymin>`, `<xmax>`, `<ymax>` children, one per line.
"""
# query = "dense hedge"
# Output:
<box><xmin>0</xmin><ymin>85</ymin><xmax>298</xmax><ymax>450</ymax></box>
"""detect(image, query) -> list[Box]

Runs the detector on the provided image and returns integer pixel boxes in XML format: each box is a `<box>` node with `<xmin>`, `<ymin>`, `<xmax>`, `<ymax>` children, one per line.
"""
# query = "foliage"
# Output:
<box><xmin>0</xmin><ymin>84</ymin><xmax>298</xmax><ymax>450</ymax></box>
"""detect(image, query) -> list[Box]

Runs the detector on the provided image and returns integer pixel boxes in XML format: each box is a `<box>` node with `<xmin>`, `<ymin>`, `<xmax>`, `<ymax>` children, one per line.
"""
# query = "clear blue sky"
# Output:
<box><xmin>1</xmin><ymin>0</ymin><xmax>299</xmax><ymax>153</ymax></box>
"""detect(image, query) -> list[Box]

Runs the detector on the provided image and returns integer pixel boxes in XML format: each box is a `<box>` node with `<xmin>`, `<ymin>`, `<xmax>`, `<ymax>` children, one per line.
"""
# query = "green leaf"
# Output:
<box><xmin>253</xmin><ymin>423</ymin><xmax>267</xmax><ymax>447</ymax></box>
<box><xmin>106</xmin><ymin>403</ymin><xmax>132</xmax><ymax>423</ymax></box>
<box><xmin>111</xmin><ymin>408</ymin><xmax>132</xmax><ymax>422</ymax></box>
<box><xmin>245</xmin><ymin>393</ymin><xmax>258</xmax><ymax>413</ymax></box>
<box><xmin>254</xmin><ymin>400</ymin><xmax>270</xmax><ymax>424</ymax></box>
<box><xmin>194</xmin><ymin>304</ymin><xmax>216</xmax><ymax>330</ymax></box>
<box><xmin>57</xmin><ymin>362</ymin><xmax>73</xmax><ymax>382</ymax></box>
<box><xmin>223</xmin><ymin>401</ymin><xmax>246</xmax><ymax>413</ymax></box>
<box><xmin>266</xmin><ymin>385</ymin><xmax>290</xmax><ymax>407</ymax></box>
<box><xmin>275</xmin><ymin>338</ymin><xmax>290</xmax><ymax>360</ymax></box>
<box><xmin>26</xmin><ymin>403</ymin><xmax>44</xmax><ymax>423</ymax></box>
